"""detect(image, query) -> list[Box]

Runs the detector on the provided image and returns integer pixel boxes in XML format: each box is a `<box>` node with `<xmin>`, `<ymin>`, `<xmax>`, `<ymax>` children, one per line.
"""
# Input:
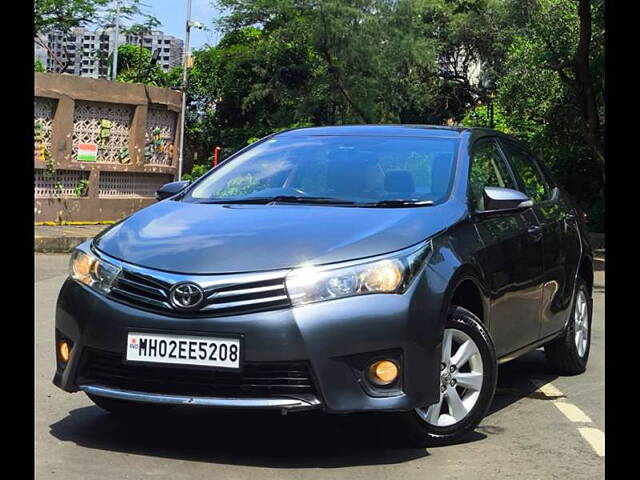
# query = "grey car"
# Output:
<box><xmin>54</xmin><ymin>125</ymin><xmax>593</xmax><ymax>446</ymax></box>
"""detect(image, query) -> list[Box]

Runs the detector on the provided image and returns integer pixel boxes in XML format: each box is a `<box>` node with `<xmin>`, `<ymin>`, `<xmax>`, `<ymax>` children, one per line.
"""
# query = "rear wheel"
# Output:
<box><xmin>400</xmin><ymin>306</ymin><xmax>497</xmax><ymax>447</ymax></box>
<box><xmin>87</xmin><ymin>393</ymin><xmax>174</xmax><ymax>417</ymax></box>
<box><xmin>544</xmin><ymin>278</ymin><xmax>592</xmax><ymax>375</ymax></box>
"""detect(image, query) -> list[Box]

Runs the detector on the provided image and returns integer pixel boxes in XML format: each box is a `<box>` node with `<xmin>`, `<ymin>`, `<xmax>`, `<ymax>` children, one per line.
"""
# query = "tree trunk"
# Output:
<box><xmin>574</xmin><ymin>0</ymin><xmax>605</xmax><ymax>181</ymax></box>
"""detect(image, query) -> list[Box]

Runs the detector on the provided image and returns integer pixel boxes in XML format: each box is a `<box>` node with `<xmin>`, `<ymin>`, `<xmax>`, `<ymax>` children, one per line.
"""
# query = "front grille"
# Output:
<box><xmin>108</xmin><ymin>268</ymin><xmax>291</xmax><ymax>317</ymax></box>
<box><xmin>78</xmin><ymin>349</ymin><xmax>318</xmax><ymax>399</ymax></box>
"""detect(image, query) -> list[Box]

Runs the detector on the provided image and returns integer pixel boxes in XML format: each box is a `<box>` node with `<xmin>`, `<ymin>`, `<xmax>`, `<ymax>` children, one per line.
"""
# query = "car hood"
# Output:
<box><xmin>94</xmin><ymin>200</ymin><xmax>464</xmax><ymax>274</ymax></box>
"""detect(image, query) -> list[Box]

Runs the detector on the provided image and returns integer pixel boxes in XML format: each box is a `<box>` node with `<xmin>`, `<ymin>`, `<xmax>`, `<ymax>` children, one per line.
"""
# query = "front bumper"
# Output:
<box><xmin>54</xmin><ymin>272</ymin><xmax>444</xmax><ymax>413</ymax></box>
<box><xmin>79</xmin><ymin>385</ymin><xmax>320</xmax><ymax>411</ymax></box>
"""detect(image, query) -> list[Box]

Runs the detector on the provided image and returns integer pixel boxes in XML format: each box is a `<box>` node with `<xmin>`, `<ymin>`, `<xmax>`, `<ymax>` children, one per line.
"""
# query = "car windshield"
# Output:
<box><xmin>183</xmin><ymin>135</ymin><xmax>459</xmax><ymax>206</ymax></box>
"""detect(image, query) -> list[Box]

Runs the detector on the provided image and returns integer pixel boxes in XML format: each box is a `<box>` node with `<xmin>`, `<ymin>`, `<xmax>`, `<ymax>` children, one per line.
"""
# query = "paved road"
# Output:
<box><xmin>36</xmin><ymin>254</ymin><xmax>604</xmax><ymax>479</ymax></box>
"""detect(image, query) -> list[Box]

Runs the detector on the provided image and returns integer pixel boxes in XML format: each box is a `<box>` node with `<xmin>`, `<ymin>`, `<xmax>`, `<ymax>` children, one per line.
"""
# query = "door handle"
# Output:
<box><xmin>527</xmin><ymin>225</ymin><xmax>543</xmax><ymax>242</ymax></box>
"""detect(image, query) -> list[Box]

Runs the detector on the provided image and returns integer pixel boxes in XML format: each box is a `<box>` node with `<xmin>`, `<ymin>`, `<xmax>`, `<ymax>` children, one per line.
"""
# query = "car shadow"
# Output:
<box><xmin>49</xmin><ymin>406</ymin><xmax>432</xmax><ymax>468</ymax></box>
<box><xmin>488</xmin><ymin>349</ymin><xmax>560</xmax><ymax>418</ymax></box>
<box><xmin>49</xmin><ymin>350</ymin><xmax>557</xmax><ymax>468</ymax></box>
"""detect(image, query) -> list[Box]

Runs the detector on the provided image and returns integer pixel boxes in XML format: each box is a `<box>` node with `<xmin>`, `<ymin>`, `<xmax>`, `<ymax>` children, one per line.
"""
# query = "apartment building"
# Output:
<box><xmin>35</xmin><ymin>27</ymin><xmax>184</xmax><ymax>78</ymax></box>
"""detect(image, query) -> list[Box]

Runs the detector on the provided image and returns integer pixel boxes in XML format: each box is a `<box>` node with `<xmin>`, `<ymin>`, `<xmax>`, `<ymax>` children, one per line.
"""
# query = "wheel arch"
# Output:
<box><xmin>440</xmin><ymin>265</ymin><xmax>490</xmax><ymax>330</ymax></box>
<box><xmin>578</xmin><ymin>255</ymin><xmax>594</xmax><ymax>296</ymax></box>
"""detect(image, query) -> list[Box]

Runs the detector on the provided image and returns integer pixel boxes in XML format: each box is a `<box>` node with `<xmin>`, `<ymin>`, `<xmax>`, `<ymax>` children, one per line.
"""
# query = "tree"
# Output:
<box><xmin>181</xmin><ymin>0</ymin><xmax>604</xmax><ymax>229</ymax></box>
<box><xmin>34</xmin><ymin>0</ymin><xmax>159</xmax><ymax>74</ymax></box>
<box><xmin>34</xmin><ymin>0</ymin><xmax>109</xmax><ymax>33</ymax></box>
<box><xmin>114</xmin><ymin>44</ymin><xmax>166</xmax><ymax>86</ymax></box>
<box><xmin>495</xmin><ymin>0</ymin><xmax>604</xmax><ymax>228</ymax></box>
<box><xmin>500</xmin><ymin>0</ymin><xmax>604</xmax><ymax>179</ymax></box>
<box><xmin>34</xmin><ymin>0</ymin><xmax>109</xmax><ymax>72</ymax></box>
<box><xmin>34</xmin><ymin>59</ymin><xmax>46</xmax><ymax>72</ymax></box>
<box><xmin>120</xmin><ymin>17</ymin><xmax>162</xmax><ymax>82</ymax></box>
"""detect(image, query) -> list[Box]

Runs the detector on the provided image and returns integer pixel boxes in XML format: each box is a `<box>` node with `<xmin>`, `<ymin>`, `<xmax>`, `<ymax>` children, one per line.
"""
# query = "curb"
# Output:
<box><xmin>35</xmin><ymin>236</ymin><xmax>95</xmax><ymax>253</ymax></box>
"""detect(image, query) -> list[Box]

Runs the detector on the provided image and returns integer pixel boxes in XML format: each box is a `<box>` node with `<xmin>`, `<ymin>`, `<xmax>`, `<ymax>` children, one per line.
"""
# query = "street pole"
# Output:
<box><xmin>111</xmin><ymin>0</ymin><xmax>121</xmax><ymax>80</ymax></box>
<box><xmin>177</xmin><ymin>0</ymin><xmax>192</xmax><ymax>180</ymax></box>
<box><xmin>489</xmin><ymin>92</ymin><xmax>495</xmax><ymax>129</ymax></box>
<box><xmin>489</xmin><ymin>100</ymin><xmax>494</xmax><ymax>129</ymax></box>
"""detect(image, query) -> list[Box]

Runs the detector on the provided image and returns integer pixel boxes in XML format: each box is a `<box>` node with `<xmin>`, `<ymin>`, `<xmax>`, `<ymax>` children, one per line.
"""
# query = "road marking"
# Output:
<box><xmin>554</xmin><ymin>402</ymin><xmax>593</xmax><ymax>423</ymax></box>
<box><xmin>579</xmin><ymin>427</ymin><xmax>605</xmax><ymax>457</ymax></box>
<box><xmin>537</xmin><ymin>382</ymin><xmax>564</xmax><ymax>398</ymax></box>
<box><xmin>533</xmin><ymin>380</ymin><xmax>604</xmax><ymax>457</ymax></box>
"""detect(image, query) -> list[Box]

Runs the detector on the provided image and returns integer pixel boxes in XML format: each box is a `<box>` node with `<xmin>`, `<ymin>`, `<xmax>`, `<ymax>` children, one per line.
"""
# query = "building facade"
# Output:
<box><xmin>35</xmin><ymin>27</ymin><xmax>184</xmax><ymax>79</ymax></box>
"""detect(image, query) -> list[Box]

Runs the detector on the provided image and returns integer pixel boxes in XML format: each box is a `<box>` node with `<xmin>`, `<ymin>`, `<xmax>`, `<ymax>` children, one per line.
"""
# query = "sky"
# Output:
<box><xmin>131</xmin><ymin>0</ymin><xmax>225</xmax><ymax>52</ymax></box>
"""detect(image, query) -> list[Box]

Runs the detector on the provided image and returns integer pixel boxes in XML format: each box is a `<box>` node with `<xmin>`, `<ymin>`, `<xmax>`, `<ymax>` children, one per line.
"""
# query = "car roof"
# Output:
<box><xmin>274</xmin><ymin>124</ymin><xmax>514</xmax><ymax>140</ymax></box>
<box><xmin>276</xmin><ymin>124</ymin><xmax>464</xmax><ymax>138</ymax></box>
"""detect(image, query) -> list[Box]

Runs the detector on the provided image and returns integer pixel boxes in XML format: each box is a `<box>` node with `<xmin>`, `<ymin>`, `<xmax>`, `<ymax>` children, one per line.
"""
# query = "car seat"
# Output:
<box><xmin>384</xmin><ymin>170</ymin><xmax>415</xmax><ymax>195</ymax></box>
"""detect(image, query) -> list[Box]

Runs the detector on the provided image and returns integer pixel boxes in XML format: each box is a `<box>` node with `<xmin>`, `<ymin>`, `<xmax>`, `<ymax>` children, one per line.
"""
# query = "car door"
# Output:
<box><xmin>498</xmin><ymin>139</ymin><xmax>581</xmax><ymax>339</ymax></box>
<box><xmin>469</xmin><ymin>137</ymin><xmax>544</xmax><ymax>358</ymax></box>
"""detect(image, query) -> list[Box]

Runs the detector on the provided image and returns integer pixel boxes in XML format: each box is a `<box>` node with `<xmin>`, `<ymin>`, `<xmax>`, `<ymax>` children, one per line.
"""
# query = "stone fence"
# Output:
<box><xmin>34</xmin><ymin>72</ymin><xmax>182</xmax><ymax>223</ymax></box>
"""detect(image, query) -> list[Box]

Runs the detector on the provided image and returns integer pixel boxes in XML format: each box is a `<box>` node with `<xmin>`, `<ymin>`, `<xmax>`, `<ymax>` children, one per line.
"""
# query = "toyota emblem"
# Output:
<box><xmin>169</xmin><ymin>282</ymin><xmax>205</xmax><ymax>310</ymax></box>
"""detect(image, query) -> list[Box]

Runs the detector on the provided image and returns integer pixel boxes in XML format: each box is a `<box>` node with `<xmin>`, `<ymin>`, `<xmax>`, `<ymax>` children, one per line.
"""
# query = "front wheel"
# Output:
<box><xmin>400</xmin><ymin>306</ymin><xmax>497</xmax><ymax>447</ymax></box>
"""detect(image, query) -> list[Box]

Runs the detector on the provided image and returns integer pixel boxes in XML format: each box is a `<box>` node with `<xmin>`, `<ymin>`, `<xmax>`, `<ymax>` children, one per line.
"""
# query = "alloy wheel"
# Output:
<box><xmin>416</xmin><ymin>328</ymin><xmax>484</xmax><ymax>427</ymax></box>
<box><xmin>574</xmin><ymin>289</ymin><xmax>589</xmax><ymax>357</ymax></box>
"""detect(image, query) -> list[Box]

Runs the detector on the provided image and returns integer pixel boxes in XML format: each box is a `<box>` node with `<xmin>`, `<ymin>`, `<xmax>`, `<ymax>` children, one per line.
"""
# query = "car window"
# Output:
<box><xmin>186</xmin><ymin>136</ymin><xmax>459</xmax><ymax>205</ymax></box>
<box><xmin>500</xmin><ymin>141</ymin><xmax>549</xmax><ymax>203</ymax></box>
<box><xmin>469</xmin><ymin>138</ymin><xmax>516</xmax><ymax>211</ymax></box>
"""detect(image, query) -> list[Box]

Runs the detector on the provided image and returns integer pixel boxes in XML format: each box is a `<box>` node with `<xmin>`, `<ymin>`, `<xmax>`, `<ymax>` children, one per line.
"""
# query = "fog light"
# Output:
<box><xmin>368</xmin><ymin>360</ymin><xmax>399</xmax><ymax>386</ymax></box>
<box><xmin>58</xmin><ymin>341</ymin><xmax>70</xmax><ymax>363</ymax></box>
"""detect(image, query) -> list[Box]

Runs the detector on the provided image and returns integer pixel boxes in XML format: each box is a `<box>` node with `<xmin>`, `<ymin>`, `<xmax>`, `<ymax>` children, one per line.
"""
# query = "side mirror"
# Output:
<box><xmin>155</xmin><ymin>180</ymin><xmax>190</xmax><ymax>201</ymax></box>
<box><xmin>483</xmin><ymin>186</ymin><xmax>533</xmax><ymax>211</ymax></box>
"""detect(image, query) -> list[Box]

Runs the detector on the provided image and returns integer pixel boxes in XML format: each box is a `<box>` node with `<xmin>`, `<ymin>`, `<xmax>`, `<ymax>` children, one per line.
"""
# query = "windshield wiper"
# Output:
<box><xmin>365</xmin><ymin>199</ymin><xmax>435</xmax><ymax>208</ymax></box>
<box><xmin>199</xmin><ymin>195</ymin><xmax>355</xmax><ymax>205</ymax></box>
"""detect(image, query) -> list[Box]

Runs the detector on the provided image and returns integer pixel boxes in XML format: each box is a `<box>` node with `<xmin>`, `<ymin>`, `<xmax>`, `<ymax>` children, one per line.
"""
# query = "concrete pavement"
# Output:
<box><xmin>35</xmin><ymin>254</ymin><xmax>604</xmax><ymax>479</ymax></box>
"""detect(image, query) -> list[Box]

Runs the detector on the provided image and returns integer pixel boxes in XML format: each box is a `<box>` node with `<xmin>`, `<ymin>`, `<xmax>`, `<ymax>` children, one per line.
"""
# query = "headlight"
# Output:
<box><xmin>285</xmin><ymin>241</ymin><xmax>431</xmax><ymax>306</ymax></box>
<box><xmin>69</xmin><ymin>249</ymin><xmax>121</xmax><ymax>294</ymax></box>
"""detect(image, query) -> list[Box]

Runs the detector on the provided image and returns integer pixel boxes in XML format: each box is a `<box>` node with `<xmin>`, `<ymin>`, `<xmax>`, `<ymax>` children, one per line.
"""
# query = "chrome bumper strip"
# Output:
<box><xmin>80</xmin><ymin>384</ymin><xmax>320</xmax><ymax>410</ymax></box>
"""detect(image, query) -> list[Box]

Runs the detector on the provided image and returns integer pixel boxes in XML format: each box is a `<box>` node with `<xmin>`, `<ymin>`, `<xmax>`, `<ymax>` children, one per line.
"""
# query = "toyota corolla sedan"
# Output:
<box><xmin>54</xmin><ymin>125</ymin><xmax>593</xmax><ymax>446</ymax></box>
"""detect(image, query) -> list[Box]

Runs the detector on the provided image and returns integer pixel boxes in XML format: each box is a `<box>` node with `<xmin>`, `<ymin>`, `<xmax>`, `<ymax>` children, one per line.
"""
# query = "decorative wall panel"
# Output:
<box><xmin>145</xmin><ymin>107</ymin><xmax>177</xmax><ymax>166</ymax></box>
<box><xmin>35</xmin><ymin>169</ymin><xmax>89</xmax><ymax>198</ymax></box>
<box><xmin>72</xmin><ymin>101</ymin><xmax>133</xmax><ymax>163</ymax></box>
<box><xmin>98</xmin><ymin>172</ymin><xmax>172</xmax><ymax>198</ymax></box>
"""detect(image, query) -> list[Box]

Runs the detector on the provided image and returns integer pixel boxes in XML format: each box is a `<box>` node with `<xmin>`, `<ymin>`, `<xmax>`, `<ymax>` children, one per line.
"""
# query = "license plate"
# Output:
<box><xmin>126</xmin><ymin>332</ymin><xmax>241</xmax><ymax>369</ymax></box>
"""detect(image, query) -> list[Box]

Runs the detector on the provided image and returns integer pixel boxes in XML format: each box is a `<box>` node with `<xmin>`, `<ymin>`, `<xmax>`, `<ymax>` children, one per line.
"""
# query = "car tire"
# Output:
<box><xmin>399</xmin><ymin>306</ymin><xmax>497</xmax><ymax>447</ymax></box>
<box><xmin>87</xmin><ymin>393</ymin><xmax>174</xmax><ymax>417</ymax></box>
<box><xmin>544</xmin><ymin>278</ymin><xmax>592</xmax><ymax>375</ymax></box>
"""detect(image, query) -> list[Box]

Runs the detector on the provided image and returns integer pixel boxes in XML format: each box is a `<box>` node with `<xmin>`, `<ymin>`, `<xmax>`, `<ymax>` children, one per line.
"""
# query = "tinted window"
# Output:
<box><xmin>469</xmin><ymin>139</ymin><xmax>516</xmax><ymax>210</ymax></box>
<box><xmin>186</xmin><ymin>136</ymin><xmax>459</xmax><ymax>205</ymax></box>
<box><xmin>501</xmin><ymin>141</ymin><xmax>549</xmax><ymax>203</ymax></box>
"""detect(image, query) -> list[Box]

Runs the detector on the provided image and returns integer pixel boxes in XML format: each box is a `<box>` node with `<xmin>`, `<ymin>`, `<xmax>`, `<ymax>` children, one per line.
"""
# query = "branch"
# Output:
<box><xmin>542</xmin><ymin>59</ymin><xmax>578</xmax><ymax>89</ymax></box>
<box><xmin>35</xmin><ymin>34</ymin><xmax>65</xmax><ymax>70</ymax></box>
<box><xmin>317</xmin><ymin>6</ymin><xmax>374</xmax><ymax>123</ymax></box>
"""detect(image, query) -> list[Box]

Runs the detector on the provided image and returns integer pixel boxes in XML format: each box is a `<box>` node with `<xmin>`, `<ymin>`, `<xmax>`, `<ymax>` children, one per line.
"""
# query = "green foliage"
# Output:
<box><xmin>182</xmin><ymin>164</ymin><xmax>210</xmax><ymax>182</ymax></box>
<box><xmin>34</xmin><ymin>59</ymin><xmax>46</xmax><ymax>72</ymax></box>
<box><xmin>494</xmin><ymin>0</ymin><xmax>604</xmax><ymax>230</ymax></box>
<box><xmin>214</xmin><ymin>174</ymin><xmax>266</xmax><ymax>198</ymax></box>
<box><xmin>114</xmin><ymin>44</ymin><xmax>170</xmax><ymax>87</ymax></box>
<box><xmin>73</xmin><ymin>179</ymin><xmax>90</xmax><ymax>197</ymax></box>
<box><xmin>164</xmin><ymin>66</ymin><xmax>183</xmax><ymax>89</ymax></box>
<box><xmin>35</xmin><ymin>1</ymin><xmax>158</xmax><ymax>75</ymax></box>
<box><xmin>34</xmin><ymin>0</ymin><xmax>110</xmax><ymax>33</ymax></box>
<box><xmin>35</xmin><ymin>0</ymin><xmax>154</xmax><ymax>37</ymax></box>
<box><xmin>461</xmin><ymin>101</ymin><xmax>513</xmax><ymax>134</ymax></box>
